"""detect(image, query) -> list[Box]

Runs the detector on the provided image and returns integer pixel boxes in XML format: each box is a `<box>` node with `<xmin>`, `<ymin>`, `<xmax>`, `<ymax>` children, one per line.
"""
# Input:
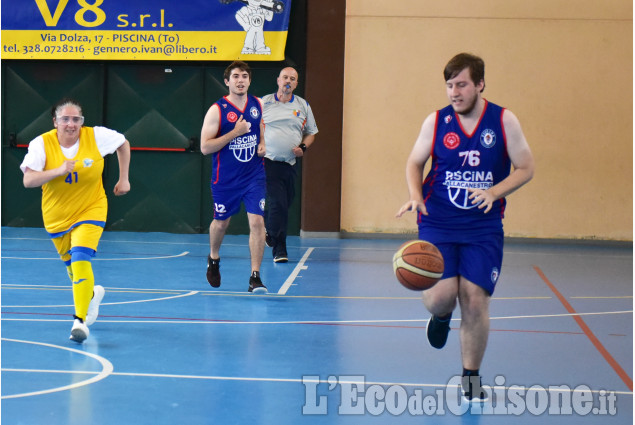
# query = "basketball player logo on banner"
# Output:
<box><xmin>220</xmin><ymin>0</ymin><xmax>285</xmax><ymax>55</ymax></box>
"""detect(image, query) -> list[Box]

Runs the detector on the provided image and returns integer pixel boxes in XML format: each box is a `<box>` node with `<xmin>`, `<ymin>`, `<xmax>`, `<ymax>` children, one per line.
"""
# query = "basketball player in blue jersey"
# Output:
<box><xmin>200</xmin><ymin>61</ymin><xmax>268</xmax><ymax>293</ymax></box>
<box><xmin>397</xmin><ymin>53</ymin><xmax>534</xmax><ymax>402</ymax></box>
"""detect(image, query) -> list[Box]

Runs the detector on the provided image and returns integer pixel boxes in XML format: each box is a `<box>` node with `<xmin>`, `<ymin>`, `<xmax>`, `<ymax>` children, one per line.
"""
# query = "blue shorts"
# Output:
<box><xmin>211</xmin><ymin>180</ymin><xmax>266</xmax><ymax>220</ymax></box>
<box><xmin>418</xmin><ymin>226</ymin><xmax>504</xmax><ymax>295</ymax></box>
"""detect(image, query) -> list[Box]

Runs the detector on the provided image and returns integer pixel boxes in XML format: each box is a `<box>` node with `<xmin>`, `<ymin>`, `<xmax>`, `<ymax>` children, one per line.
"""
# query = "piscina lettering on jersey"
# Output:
<box><xmin>444</xmin><ymin>170</ymin><xmax>494</xmax><ymax>209</ymax></box>
<box><xmin>229</xmin><ymin>133</ymin><xmax>258</xmax><ymax>162</ymax></box>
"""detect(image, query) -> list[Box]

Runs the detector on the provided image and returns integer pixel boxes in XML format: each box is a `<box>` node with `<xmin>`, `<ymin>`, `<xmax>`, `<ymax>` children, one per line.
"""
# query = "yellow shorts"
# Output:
<box><xmin>51</xmin><ymin>223</ymin><xmax>104</xmax><ymax>263</ymax></box>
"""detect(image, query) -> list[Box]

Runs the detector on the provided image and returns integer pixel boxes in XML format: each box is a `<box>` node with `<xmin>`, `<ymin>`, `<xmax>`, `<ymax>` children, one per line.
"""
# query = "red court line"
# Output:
<box><xmin>533</xmin><ymin>265</ymin><xmax>633</xmax><ymax>391</ymax></box>
<box><xmin>130</xmin><ymin>147</ymin><xmax>187</xmax><ymax>152</ymax></box>
<box><xmin>14</xmin><ymin>145</ymin><xmax>187</xmax><ymax>152</ymax></box>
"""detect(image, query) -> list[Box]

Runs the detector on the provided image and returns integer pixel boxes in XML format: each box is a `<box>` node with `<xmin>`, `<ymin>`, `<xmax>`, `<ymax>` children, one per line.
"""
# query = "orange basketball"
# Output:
<box><xmin>392</xmin><ymin>240</ymin><xmax>444</xmax><ymax>291</ymax></box>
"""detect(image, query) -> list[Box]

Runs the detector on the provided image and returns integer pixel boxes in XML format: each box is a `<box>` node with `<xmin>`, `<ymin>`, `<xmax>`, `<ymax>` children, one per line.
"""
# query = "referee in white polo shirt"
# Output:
<box><xmin>262</xmin><ymin>67</ymin><xmax>318</xmax><ymax>263</ymax></box>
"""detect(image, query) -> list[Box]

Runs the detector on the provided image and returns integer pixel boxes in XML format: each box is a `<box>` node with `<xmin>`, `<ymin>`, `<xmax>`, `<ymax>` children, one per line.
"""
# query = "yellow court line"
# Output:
<box><xmin>100</xmin><ymin>290</ymin><xmax>179</xmax><ymax>295</ymax></box>
<box><xmin>1</xmin><ymin>287</ymin><xmax>182</xmax><ymax>295</ymax></box>
<box><xmin>200</xmin><ymin>293</ymin><xmax>554</xmax><ymax>301</ymax></box>
<box><xmin>492</xmin><ymin>297</ymin><xmax>552</xmax><ymax>300</ymax></box>
<box><xmin>571</xmin><ymin>296</ymin><xmax>633</xmax><ymax>299</ymax></box>
<box><xmin>200</xmin><ymin>293</ymin><xmax>417</xmax><ymax>300</ymax></box>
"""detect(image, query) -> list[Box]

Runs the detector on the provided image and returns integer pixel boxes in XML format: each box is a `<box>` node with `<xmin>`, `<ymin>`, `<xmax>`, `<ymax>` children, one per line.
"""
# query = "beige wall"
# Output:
<box><xmin>340</xmin><ymin>0</ymin><xmax>633</xmax><ymax>240</ymax></box>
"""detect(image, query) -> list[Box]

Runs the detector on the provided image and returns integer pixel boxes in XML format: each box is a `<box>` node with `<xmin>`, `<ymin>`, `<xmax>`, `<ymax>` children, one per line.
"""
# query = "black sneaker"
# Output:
<box><xmin>265</xmin><ymin>231</ymin><xmax>273</xmax><ymax>248</ymax></box>
<box><xmin>207</xmin><ymin>256</ymin><xmax>221</xmax><ymax>288</ymax></box>
<box><xmin>426</xmin><ymin>313</ymin><xmax>452</xmax><ymax>349</ymax></box>
<box><xmin>248</xmin><ymin>271</ymin><xmax>268</xmax><ymax>294</ymax></box>
<box><xmin>462</xmin><ymin>375</ymin><xmax>488</xmax><ymax>402</ymax></box>
<box><xmin>273</xmin><ymin>254</ymin><xmax>288</xmax><ymax>263</ymax></box>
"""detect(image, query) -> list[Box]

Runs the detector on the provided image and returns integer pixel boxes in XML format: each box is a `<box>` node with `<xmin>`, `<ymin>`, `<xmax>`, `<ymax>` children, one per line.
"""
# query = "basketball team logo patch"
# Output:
<box><xmin>227</xmin><ymin>112</ymin><xmax>238</xmax><ymax>123</ymax></box>
<box><xmin>443</xmin><ymin>132</ymin><xmax>460</xmax><ymax>150</ymax></box>
<box><xmin>491</xmin><ymin>267</ymin><xmax>499</xmax><ymax>284</ymax></box>
<box><xmin>250</xmin><ymin>106</ymin><xmax>260</xmax><ymax>119</ymax></box>
<box><xmin>480</xmin><ymin>129</ymin><xmax>496</xmax><ymax>148</ymax></box>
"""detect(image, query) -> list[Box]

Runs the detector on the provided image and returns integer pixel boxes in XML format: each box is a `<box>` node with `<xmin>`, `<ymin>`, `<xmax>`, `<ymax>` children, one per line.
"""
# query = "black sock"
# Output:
<box><xmin>437</xmin><ymin>313</ymin><xmax>452</xmax><ymax>321</ymax></box>
<box><xmin>463</xmin><ymin>368</ymin><xmax>479</xmax><ymax>377</ymax></box>
<box><xmin>251</xmin><ymin>271</ymin><xmax>260</xmax><ymax>279</ymax></box>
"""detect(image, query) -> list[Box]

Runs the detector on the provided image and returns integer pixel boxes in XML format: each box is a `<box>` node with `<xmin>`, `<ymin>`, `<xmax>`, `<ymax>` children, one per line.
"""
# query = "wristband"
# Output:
<box><xmin>299</xmin><ymin>143</ymin><xmax>307</xmax><ymax>152</ymax></box>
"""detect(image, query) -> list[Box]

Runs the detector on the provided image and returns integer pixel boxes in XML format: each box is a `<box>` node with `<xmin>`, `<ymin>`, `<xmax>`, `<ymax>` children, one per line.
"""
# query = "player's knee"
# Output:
<box><xmin>211</xmin><ymin>218</ymin><xmax>231</xmax><ymax>231</ymax></box>
<box><xmin>423</xmin><ymin>289</ymin><xmax>457</xmax><ymax>314</ymax></box>
<box><xmin>70</xmin><ymin>247</ymin><xmax>95</xmax><ymax>263</ymax></box>
<box><xmin>248</xmin><ymin>216</ymin><xmax>265</xmax><ymax>232</ymax></box>
<box><xmin>459</xmin><ymin>292</ymin><xmax>489</xmax><ymax>319</ymax></box>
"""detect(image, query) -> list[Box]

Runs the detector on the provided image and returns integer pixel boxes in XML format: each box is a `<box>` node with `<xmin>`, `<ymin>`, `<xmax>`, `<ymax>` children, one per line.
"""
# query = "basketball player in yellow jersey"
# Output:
<box><xmin>21</xmin><ymin>98</ymin><xmax>131</xmax><ymax>343</ymax></box>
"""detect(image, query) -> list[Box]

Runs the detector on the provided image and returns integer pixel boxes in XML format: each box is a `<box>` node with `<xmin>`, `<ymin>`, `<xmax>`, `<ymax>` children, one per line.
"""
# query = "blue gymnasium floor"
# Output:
<box><xmin>1</xmin><ymin>226</ymin><xmax>632</xmax><ymax>424</ymax></box>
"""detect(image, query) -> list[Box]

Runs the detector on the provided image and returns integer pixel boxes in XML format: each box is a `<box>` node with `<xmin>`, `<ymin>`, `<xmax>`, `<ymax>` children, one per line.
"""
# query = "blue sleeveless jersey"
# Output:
<box><xmin>419</xmin><ymin>100</ymin><xmax>511</xmax><ymax>232</ymax></box>
<box><xmin>211</xmin><ymin>94</ymin><xmax>264</xmax><ymax>189</ymax></box>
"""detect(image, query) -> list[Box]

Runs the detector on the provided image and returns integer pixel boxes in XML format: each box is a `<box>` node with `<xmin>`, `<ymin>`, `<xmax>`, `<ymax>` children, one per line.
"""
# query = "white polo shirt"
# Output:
<box><xmin>262</xmin><ymin>93</ymin><xmax>318</xmax><ymax>165</ymax></box>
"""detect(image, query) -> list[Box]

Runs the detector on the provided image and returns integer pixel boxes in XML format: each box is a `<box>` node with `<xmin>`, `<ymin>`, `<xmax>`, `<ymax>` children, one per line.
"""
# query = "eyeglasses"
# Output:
<box><xmin>56</xmin><ymin>115</ymin><xmax>84</xmax><ymax>125</ymax></box>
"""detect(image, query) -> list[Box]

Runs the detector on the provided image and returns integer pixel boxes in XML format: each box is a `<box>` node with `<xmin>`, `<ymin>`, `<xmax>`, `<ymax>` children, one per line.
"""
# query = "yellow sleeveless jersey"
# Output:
<box><xmin>41</xmin><ymin>127</ymin><xmax>108</xmax><ymax>236</ymax></box>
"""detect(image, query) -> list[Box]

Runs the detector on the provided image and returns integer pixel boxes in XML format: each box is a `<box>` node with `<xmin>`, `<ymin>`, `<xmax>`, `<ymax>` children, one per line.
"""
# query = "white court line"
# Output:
<box><xmin>2</xmin><ymin>310</ymin><xmax>631</xmax><ymax>325</ymax></box>
<box><xmin>2</xmin><ymin>368</ymin><xmax>630</xmax><ymax>396</ymax></box>
<box><xmin>98</xmin><ymin>290</ymin><xmax>199</xmax><ymax>306</ymax></box>
<box><xmin>2</xmin><ymin>284</ymin><xmax>187</xmax><ymax>292</ymax></box>
<box><xmin>1</xmin><ymin>251</ymin><xmax>189</xmax><ymax>261</ymax></box>
<box><xmin>1</xmin><ymin>338</ymin><xmax>114</xmax><ymax>399</ymax></box>
<box><xmin>2</xmin><ymin>290</ymin><xmax>199</xmax><ymax>309</ymax></box>
<box><xmin>4</xmin><ymin>235</ymin><xmax>632</xmax><ymax>258</ymax></box>
<box><xmin>278</xmin><ymin>247</ymin><xmax>314</xmax><ymax>295</ymax></box>
<box><xmin>3</xmin><ymin>236</ymin><xmax>234</xmax><ymax>248</ymax></box>
<box><xmin>488</xmin><ymin>310</ymin><xmax>633</xmax><ymax>320</ymax></box>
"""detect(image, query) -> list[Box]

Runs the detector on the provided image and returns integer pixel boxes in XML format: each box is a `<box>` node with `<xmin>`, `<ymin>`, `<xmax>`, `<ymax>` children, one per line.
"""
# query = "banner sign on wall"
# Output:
<box><xmin>1</xmin><ymin>0</ymin><xmax>291</xmax><ymax>61</ymax></box>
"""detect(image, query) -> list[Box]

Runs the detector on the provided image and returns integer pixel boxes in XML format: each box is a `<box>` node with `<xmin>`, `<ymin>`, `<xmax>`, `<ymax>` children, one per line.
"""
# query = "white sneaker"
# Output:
<box><xmin>86</xmin><ymin>285</ymin><xmax>105</xmax><ymax>326</ymax></box>
<box><xmin>69</xmin><ymin>319</ymin><xmax>89</xmax><ymax>342</ymax></box>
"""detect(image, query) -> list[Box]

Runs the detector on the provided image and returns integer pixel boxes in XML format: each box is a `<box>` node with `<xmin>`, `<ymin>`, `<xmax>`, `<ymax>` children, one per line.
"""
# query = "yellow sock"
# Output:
<box><xmin>71</xmin><ymin>260</ymin><xmax>94</xmax><ymax>321</ymax></box>
<box><xmin>65</xmin><ymin>265</ymin><xmax>74</xmax><ymax>284</ymax></box>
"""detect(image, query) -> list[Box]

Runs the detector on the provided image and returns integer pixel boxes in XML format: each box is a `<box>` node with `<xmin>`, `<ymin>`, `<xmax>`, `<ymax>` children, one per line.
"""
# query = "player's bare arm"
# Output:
<box><xmin>200</xmin><ymin>105</ymin><xmax>251</xmax><ymax>155</ymax></box>
<box><xmin>396</xmin><ymin>112</ymin><xmax>437</xmax><ymax>217</ymax></box>
<box><xmin>468</xmin><ymin>109</ymin><xmax>534</xmax><ymax>212</ymax></box>
<box><xmin>113</xmin><ymin>140</ymin><xmax>131</xmax><ymax>196</ymax></box>
<box><xmin>23</xmin><ymin>161</ymin><xmax>76</xmax><ymax>188</ymax></box>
